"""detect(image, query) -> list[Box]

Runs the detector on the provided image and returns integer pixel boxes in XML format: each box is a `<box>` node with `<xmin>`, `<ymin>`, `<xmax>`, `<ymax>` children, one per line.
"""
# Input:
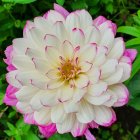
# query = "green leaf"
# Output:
<box><xmin>129</xmin><ymin>97</ymin><xmax>140</xmax><ymax>111</ymax></box>
<box><xmin>126</xmin><ymin>55</ymin><xmax>140</xmax><ymax>85</ymax></box>
<box><xmin>127</xmin><ymin>72</ymin><xmax>140</xmax><ymax>98</ymax></box>
<box><xmin>48</xmin><ymin>133</ymin><xmax>76</xmax><ymax>140</ymax></box>
<box><xmin>8</xmin><ymin>111</ymin><xmax>16</xmax><ymax>118</ymax></box>
<box><xmin>7</xmin><ymin>122</ymin><xmax>16</xmax><ymax>131</ymax></box>
<box><xmin>137</xmin><ymin>10</ymin><xmax>140</xmax><ymax>18</ymax></box>
<box><xmin>133</xmin><ymin>15</ymin><xmax>140</xmax><ymax>26</ymax></box>
<box><xmin>15</xmin><ymin>135</ymin><xmax>22</xmax><ymax>140</ymax></box>
<box><xmin>126</xmin><ymin>38</ymin><xmax>140</xmax><ymax>47</ymax></box>
<box><xmin>72</xmin><ymin>0</ymin><xmax>88</xmax><ymax>10</ymax></box>
<box><xmin>16</xmin><ymin>118</ymin><xmax>30</xmax><ymax>133</ymax></box>
<box><xmin>22</xmin><ymin>131</ymin><xmax>40</xmax><ymax>140</ymax></box>
<box><xmin>2</xmin><ymin>0</ymin><xmax>36</xmax><ymax>4</ymax></box>
<box><xmin>4</xmin><ymin>130</ymin><xmax>14</xmax><ymax>136</ymax></box>
<box><xmin>0</xmin><ymin>93</ymin><xmax>4</xmax><ymax>105</ymax></box>
<box><xmin>56</xmin><ymin>0</ymin><xmax>65</xmax><ymax>6</ymax></box>
<box><xmin>106</xmin><ymin>3</ymin><xmax>113</xmax><ymax>14</ymax></box>
<box><xmin>117</xmin><ymin>26</ymin><xmax>140</xmax><ymax>37</ymax></box>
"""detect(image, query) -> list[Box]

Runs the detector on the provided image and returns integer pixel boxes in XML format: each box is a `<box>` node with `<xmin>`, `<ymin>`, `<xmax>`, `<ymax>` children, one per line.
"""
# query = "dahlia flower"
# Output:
<box><xmin>4</xmin><ymin>3</ymin><xmax>137</xmax><ymax>140</ymax></box>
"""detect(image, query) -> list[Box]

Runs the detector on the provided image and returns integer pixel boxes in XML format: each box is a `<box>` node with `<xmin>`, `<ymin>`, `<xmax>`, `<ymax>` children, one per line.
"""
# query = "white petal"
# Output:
<box><xmin>108</xmin><ymin>37</ymin><xmax>125</xmax><ymax>59</ymax></box>
<box><xmin>104</xmin><ymin>67</ymin><xmax>123</xmax><ymax>85</ymax></box>
<box><xmin>88</xmin><ymin>81</ymin><xmax>108</xmax><ymax>96</ymax></box>
<box><xmin>66</xmin><ymin>10</ymin><xmax>92</xmax><ymax>30</ymax></box>
<box><xmin>15</xmin><ymin>86</ymin><xmax>38</xmax><ymax>102</ymax></box>
<box><xmin>71</xmin><ymin>28</ymin><xmax>85</xmax><ymax>47</ymax></box>
<box><xmin>100</xmin><ymin>59</ymin><xmax>118</xmax><ymax>79</ymax></box>
<box><xmin>103</xmin><ymin>89</ymin><xmax>117</xmax><ymax>107</ymax></box>
<box><xmin>47</xmin><ymin>79</ymin><xmax>64</xmax><ymax>89</ymax></box>
<box><xmin>34</xmin><ymin>107</ymin><xmax>51</xmax><ymax>125</ymax></box>
<box><xmin>62</xmin><ymin>40</ymin><xmax>74</xmax><ymax>59</ymax></box>
<box><xmin>16</xmin><ymin>71</ymin><xmax>48</xmax><ymax>88</ymax></box>
<box><xmin>79</xmin><ymin>43</ymin><xmax>97</xmax><ymax>62</ymax></box>
<box><xmin>65</xmin><ymin>12</ymin><xmax>80</xmax><ymax>31</ymax></box>
<box><xmin>45</xmin><ymin>46</ymin><xmax>61</xmax><ymax>67</ymax></box>
<box><xmin>46</xmin><ymin>69</ymin><xmax>59</xmax><ymax>80</ymax></box>
<box><xmin>30</xmin><ymin>93</ymin><xmax>43</xmax><ymax>111</ymax></box>
<box><xmin>94</xmin><ymin>106</ymin><xmax>116</xmax><ymax>126</ymax></box>
<box><xmin>44</xmin><ymin>10</ymin><xmax>65</xmax><ymax>23</ymax></box>
<box><xmin>25</xmin><ymin>47</ymin><xmax>45</xmax><ymax>59</ymax></box>
<box><xmin>93</xmin><ymin>46</ymin><xmax>107</xmax><ymax>67</ymax></box>
<box><xmin>99</xmin><ymin>28</ymin><xmax>114</xmax><ymax>49</ymax></box>
<box><xmin>85</xmin><ymin>26</ymin><xmax>100</xmax><ymax>44</ymax></box>
<box><xmin>75</xmin><ymin>10</ymin><xmax>92</xmax><ymax>28</ymax></box>
<box><xmin>63</xmin><ymin>100</ymin><xmax>79</xmax><ymax>113</ymax></box>
<box><xmin>56</xmin><ymin>114</ymin><xmax>75</xmax><ymax>134</ymax></box>
<box><xmin>40</xmin><ymin>90</ymin><xmax>58</xmax><ymax>106</ymax></box>
<box><xmin>44</xmin><ymin>34</ymin><xmax>60</xmax><ymax>47</ymax></box>
<box><xmin>53</xmin><ymin>21</ymin><xmax>67</xmax><ymax>41</ymax></box>
<box><xmin>119</xmin><ymin>62</ymin><xmax>131</xmax><ymax>82</ymax></box>
<box><xmin>76</xmin><ymin>100</ymin><xmax>94</xmax><ymax>123</ymax></box>
<box><xmin>72</xmin><ymin>88</ymin><xmax>86</xmax><ymax>102</ymax></box>
<box><xmin>88</xmin><ymin>67</ymin><xmax>100</xmax><ymax>84</ymax></box>
<box><xmin>13</xmin><ymin>38</ymin><xmax>33</xmax><ymax>54</ymax></box>
<box><xmin>85</xmin><ymin>92</ymin><xmax>110</xmax><ymax>105</ymax></box>
<box><xmin>23</xmin><ymin>20</ymin><xmax>34</xmax><ymax>37</ymax></box>
<box><xmin>25</xmin><ymin>28</ymin><xmax>45</xmax><ymax>48</ymax></box>
<box><xmin>6</xmin><ymin>70</ymin><xmax>22</xmax><ymax>88</ymax></box>
<box><xmin>74</xmin><ymin>74</ymin><xmax>89</xmax><ymax>88</ymax></box>
<box><xmin>57</xmin><ymin>85</ymin><xmax>74</xmax><ymax>102</ymax></box>
<box><xmin>80</xmin><ymin>61</ymin><xmax>93</xmax><ymax>72</ymax></box>
<box><xmin>34</xmin><ymin>17</ymin><xmax>52</xmax><ymax>34</ymax></box>
<box><xmin>51</xmin><ymin>104</ymin><xmax>66</xmax><ymax>123</ymax></box>
<box><xmin>12</xmin><ymin>55</ymin><xmax>35</xmax><ymax>70</ymax></box>
<box><xmin>32</xmin><ymin>58</ymin><xmax>51</xmax><ymax>73</ymax></box>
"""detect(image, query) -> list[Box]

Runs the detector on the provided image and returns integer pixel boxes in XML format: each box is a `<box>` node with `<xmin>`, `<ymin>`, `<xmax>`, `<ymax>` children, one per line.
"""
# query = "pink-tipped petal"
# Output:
<box><xmin>4</xmin><ymin>45</ymin><xmax>13</xmax><ymax>65</ymax></box>
<box><xmin>23</xmin><ymin>20</ymin><xmax>35</xmax><ymax>37</ymax></box>
<box><xmin>24</xmin><ymin>113</ymin><xmax>36</xmax><ymax>125</ymax></box>
<box><xmin>54</xmin><ymin>3</ymin><xmax>69</xmax><ymax>18</ymax></box>
<box><xmin>102</xmin><ymin>109</ymin><xmax>116</xmax><ymax>127</ymax></box>
<box><xmin>71</xmin><ymin>122</ymin><xmax>87</xmax><ymax>137</ymax></box>
<box><xmin>111</xmin><ymin>84</ymin><xmax>129</xmax><ymax>107</ymax></box>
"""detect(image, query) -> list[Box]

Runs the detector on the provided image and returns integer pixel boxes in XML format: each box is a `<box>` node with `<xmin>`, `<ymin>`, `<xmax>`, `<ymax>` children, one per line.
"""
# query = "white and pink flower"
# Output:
<box><xmin>4</xmin><ymin>3</ymin><xmax>137</xmax><ymax>140</ymax></box>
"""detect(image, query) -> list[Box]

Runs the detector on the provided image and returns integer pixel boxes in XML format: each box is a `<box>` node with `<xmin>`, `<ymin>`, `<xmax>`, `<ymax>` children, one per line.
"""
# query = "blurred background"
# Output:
<box><xmin>0</xmin><ymin>0</ymin><xmax>140</xmax><ymax>140</ymax></box>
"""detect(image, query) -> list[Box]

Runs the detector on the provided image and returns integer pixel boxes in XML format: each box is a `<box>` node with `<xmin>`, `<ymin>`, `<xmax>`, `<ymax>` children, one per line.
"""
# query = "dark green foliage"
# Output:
<box><xmin>0</xmin><ymin>0</ymin><xmax>140</xmax><ymax>140</ymax></box>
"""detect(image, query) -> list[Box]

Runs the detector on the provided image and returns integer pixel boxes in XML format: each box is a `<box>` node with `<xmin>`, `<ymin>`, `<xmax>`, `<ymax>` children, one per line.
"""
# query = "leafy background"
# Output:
<box><xmin>0</xmin><ymin>0</ymin><xmax>140</xmax><ymax>139</ymax></box>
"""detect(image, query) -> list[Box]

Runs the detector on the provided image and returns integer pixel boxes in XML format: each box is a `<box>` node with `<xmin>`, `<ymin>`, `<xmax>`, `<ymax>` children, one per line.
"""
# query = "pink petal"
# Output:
<box><xmin>54</xmin><ymin>3</ymin><xmax>69</xmax><ymax>18</ymax></box>
<box><xmin>93</xmin><ymin>16</ymin><xmax>107</xmax><ymax>26</ymax></box>
<box><xmin>84</xmin><ymin>129</ymin><xmax>96</xmax><ymax>140</ymax></box>
<box><xmin>3</xmin><ymin>85</ymin><xmax>18</xmax><ymax>106</ymax></box>
<box><xmin>39</xmin><ymin>123</ymin><xmax>57</xmax><ymax>138</ymax></box>
<box><xmin>89</xmin><ymin>121</ymin><xmax>99</xmax><ymax>129</ymax></box>
<box><xmin>123</xmin><ymin>49</ymin><xmax>137</xmax><ymax>62</ymax></box>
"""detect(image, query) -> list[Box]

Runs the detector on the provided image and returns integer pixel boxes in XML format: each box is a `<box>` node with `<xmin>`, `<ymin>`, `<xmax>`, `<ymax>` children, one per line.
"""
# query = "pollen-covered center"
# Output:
<box><xmin>58</xmin><ymin>57</ymin><xmax>81</xmax><ymax>81</ymax></box>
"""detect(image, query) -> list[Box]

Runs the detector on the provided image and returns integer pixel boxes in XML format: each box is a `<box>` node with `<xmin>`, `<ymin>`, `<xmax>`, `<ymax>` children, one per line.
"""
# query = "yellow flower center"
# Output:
<box><xmin>58</xmin><ymin>57</ymin><xmax>81</xmax><ymax>81</ymax></box>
